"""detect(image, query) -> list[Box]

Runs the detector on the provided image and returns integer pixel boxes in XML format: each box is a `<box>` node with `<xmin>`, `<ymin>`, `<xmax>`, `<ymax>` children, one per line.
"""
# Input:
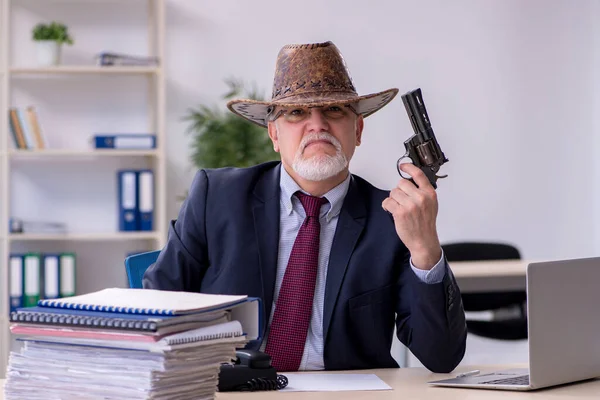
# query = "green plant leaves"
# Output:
<box><xmin>32</xmin><ymin>22</ymin><xmax>74</xmax><ymax>45</ymax></box>
<box><xmin>184</xmin><ymin>79</ymin><xmax>279</xmax><ymax>170</ymax></box>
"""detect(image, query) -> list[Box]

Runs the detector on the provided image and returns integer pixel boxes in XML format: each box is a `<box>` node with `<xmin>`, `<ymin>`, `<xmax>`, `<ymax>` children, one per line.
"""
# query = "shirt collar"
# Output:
<box><xmin>279</xmin><ymin>164</ymin><xmax>351</xmax><ymax>222</ymax></box>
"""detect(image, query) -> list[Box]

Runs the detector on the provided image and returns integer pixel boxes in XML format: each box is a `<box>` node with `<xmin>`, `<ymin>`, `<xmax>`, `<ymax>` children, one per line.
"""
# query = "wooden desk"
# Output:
<box><xmin>224</xmin><ymin>365</ymin><xmax>599</xmax><ymax>399</ymax></box>
<box><xmin>450</xmin><ymin>260</ymin><xmax>529</xmax><ymax>293</ymax></box>
<box><xmin>3</xmin><ymin>365</ymin><xmax>599</xmax><ymax>399</ymax></box>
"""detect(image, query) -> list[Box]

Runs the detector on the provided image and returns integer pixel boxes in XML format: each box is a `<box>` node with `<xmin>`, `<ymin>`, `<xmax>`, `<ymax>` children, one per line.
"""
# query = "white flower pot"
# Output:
<box><xmin>36</xmin><ymin>41</ymin><xmax>62</xmax><ymax>66</ymax></box>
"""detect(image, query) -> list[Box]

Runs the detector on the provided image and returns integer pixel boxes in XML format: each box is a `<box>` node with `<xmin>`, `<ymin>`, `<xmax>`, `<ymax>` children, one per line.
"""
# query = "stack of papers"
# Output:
<box><xmin>95</xmin><ymin>52</ymin><xmax>160</xmax><ymax>67</ymax></box>
<box><xmin>6</xmin><ymin>334</ymin><xmax>245</xmax><ymax>399</ymax></box>
<box><xmin>4</xmin><ymin>288</ymin><xmax>253</xmax><ymax>400</ymax></box>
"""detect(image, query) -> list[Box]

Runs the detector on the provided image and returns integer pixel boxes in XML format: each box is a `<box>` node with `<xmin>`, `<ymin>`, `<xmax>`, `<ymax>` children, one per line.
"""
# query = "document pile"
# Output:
<box><xmin>9</xmin><ymin>217</ymin><xmax>67</xmax><ymax>234</ymax></box>
<box><xmin>4</xmin><ymin>288</ymin><xmax>261</xmax><ymax>400</ymax></box>
<box><xmin>95</xmin><ymin>52</ymin><xmax>159</xmax><ymax>67</ymax></box>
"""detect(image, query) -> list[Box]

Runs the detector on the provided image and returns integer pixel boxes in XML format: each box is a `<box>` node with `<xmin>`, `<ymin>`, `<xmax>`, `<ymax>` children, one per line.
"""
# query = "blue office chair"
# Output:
<box><xmin>127</xmin><ymin>249</ymin><xmax>263</xmax><ymax>350</ymax></box>
<box><xmin>125</xmin><ymin>250</ymin><xmax>161</xmax><ymax>289</ymax></box>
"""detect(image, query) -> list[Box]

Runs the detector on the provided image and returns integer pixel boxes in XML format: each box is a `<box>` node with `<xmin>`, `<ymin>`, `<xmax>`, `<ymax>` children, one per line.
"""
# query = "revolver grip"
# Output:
<box><xmin>397</xmin><ymin>154</ymin><xmax>439</xmax><ymax>189</ymax></box>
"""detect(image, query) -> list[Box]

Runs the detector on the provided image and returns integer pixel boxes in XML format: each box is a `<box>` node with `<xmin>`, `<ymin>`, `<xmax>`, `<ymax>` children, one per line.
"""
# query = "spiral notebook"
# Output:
<box><xmin>10</xmin><ymin>311</ymin><xmax>164</xmax><ymax>332</ymax></box>
<box><xmin>20</xmin><ymin>320</ymin><xmax>246</xmax><ymax>352</ymax></box>
<box><xmin>10</xmin><ymin>313</ymin><xmax>230</xmax><ymax>336</ymax></box>
<box><xmin>37</xmin><ymin>288</ymin><xmax>248</xmax><ymax>316</ymax></box>
<box><xmin>12</xmin><ymin>305</ymin><xmax>227</xmax><ymax>327</ymax></box>
<box><xmin>27</xmin><ymin>287</ymin><xmax>263</xmax><ymax>342</ymax></box>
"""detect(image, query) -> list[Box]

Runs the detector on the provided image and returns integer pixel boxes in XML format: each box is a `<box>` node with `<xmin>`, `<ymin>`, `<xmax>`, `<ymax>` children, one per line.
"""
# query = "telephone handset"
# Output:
<box><xmin>218</xmin><ymin>349</ymin><xmax>289</xmax><ymax>392</ymax></box>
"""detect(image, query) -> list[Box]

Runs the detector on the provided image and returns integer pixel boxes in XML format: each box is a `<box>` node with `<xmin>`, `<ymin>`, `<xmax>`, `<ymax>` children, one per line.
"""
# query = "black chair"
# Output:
<box><xmin>442</xmin><ymin>242</ymin><xmax>528</xmax><ymax>340</ymax></box>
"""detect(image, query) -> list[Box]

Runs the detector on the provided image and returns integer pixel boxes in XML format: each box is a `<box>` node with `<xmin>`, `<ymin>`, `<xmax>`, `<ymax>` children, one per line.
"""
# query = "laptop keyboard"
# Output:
<box><xmin>481</xmin><ymin>375</ymin><xmax>530</xmax><ymax>386</ymax></box>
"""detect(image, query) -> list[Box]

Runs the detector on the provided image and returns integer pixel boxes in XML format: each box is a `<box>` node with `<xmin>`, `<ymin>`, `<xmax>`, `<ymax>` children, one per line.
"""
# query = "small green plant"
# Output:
<box><xmin>32</xmin><ymin>22</ymin><xmax>74</xmax><ymax>45</ymax></box>
<box><xmin>183</xmin><ymin>77</ymin><xmax>279</xmax><ymax>170</ymax></box>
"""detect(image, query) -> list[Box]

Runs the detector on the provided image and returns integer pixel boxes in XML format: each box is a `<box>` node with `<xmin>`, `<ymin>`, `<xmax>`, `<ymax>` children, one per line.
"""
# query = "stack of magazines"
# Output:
<box><xmin>95</xmin><ymin>52</ymin><xmax>159</xmax><ymax>67</ymax></box>
<box><xmin>4</xmin><ymin>288</ymin><xmax>260</xmax><ymax>400</ymax></box>
<box><xmin>9</xmin><ymin>217</ymin><xmax>67</xmax><ymax>234</ymax></box>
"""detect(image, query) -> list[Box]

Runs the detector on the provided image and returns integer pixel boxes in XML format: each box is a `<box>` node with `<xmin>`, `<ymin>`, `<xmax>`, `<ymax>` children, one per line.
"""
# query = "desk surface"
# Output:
<box><xmin>217</xmin><ymin>365</ymin><xmax>600</xmax><ymax>399</ymax></box>
<box><xmin>449</xmin><ymin>260</ymin><xmax>533</xmax><ymax>292</ymax></box>
<box><xmin>449</xmin><ymin>260</ymin><xmax>528</xmax><ymax>278</ymax></box>
<box><xmin>3</xmin><ymin>365</ymin><xmax>600</xmax><ymax>399</ymax></box>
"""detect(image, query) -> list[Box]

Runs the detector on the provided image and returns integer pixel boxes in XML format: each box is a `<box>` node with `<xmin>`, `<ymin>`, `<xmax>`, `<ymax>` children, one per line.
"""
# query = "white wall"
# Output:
<box><xmin>165</xmin><ymin>0</ymin><xmax>599</xmax><ymax>261</ymax></box>
<box><xmin>594</xmin><ymin>0</ymin><xmax>600</xmax><ymax>260</ymax></box>
<box><xmin>7</xmin><ymin>0</ymin><xmax>599</xmax><ymax>290</ymax></box>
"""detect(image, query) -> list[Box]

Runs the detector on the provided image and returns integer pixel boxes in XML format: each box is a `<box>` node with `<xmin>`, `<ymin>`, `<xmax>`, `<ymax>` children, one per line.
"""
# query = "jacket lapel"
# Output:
<box><xmin>323</xmin><ymin>176</ymin><xmax>366</xmax><ymax>343</ymax></box>
<box><xmin>252</xmin><ymin>164</ymin><xmax>281</xmax><ymax>338</ymax></box>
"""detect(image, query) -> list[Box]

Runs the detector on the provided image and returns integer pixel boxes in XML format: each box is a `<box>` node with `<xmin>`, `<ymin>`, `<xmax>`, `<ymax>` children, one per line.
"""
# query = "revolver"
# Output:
<box><xmin>398</xmin><ymin>88</ymin><xmax>449</xmax><ymax>189</ymax></box>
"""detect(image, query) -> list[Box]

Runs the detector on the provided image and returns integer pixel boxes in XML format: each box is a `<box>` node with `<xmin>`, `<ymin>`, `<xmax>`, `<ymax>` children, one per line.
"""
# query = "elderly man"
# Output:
<box><xmin>143</xmin><ymin>41</ymin><xmax>467</xmax><ymax>373</ymax></box>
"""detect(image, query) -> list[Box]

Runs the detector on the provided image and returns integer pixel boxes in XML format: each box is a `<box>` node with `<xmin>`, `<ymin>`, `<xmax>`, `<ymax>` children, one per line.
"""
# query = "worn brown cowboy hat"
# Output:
<box><xmin>227</xmin><ymin>41</ymin><xmax>399</xmax><ymax>128</ymax></box>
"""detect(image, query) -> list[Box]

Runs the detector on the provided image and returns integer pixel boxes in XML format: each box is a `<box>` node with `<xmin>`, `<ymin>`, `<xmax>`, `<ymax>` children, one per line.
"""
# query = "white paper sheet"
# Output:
<box><xmin>280</xmin><ymin>373</ymin><xmax>392</xmax><ymax>392</ymax></box>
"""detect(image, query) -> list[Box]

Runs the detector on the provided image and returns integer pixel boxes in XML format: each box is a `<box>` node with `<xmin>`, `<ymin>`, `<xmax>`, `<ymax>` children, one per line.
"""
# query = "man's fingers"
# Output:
<box><xmin>382</xmin><ymin>197</ymin><xmax>401</xmax><ymax>214</ymax></box>
<box><xmin>397</xmin><ymin>177</ymin><xmax>421</xmax><ymax>197</ymax></box>
<box><xmin>389</xmin><ymin>187</ymin><xmax>413</xmax><ymax>208</ymax></box>
<box><xmin>391</xmin><ymin>181</ymin><xmax>427</xmax><ymax>209</ymax></box>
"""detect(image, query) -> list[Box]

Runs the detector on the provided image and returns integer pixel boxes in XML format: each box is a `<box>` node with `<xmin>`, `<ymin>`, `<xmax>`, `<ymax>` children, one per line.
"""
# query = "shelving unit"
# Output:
<box><xmin>7</xmin><ymin>231</ymin><xmax>162</xmax><ymax>242</ymax></box>
<box><xmin>0</xmin><ymin>0</ymin><xmax>167</xmax><ymax>377</ymax></box>
<box><xmin>0</xmin><ymin>0</ymin><xmax>9</xmax><ymax>381</ymax></box>
<box><xmin>10</xmin><ymin>66</ymin><xmax>160</xmax><ymax>75</ymax></box>
<box><xmin>7</xmin><ymin>149</ymin><xmax>160</xmax><ymax>158</ymax></box>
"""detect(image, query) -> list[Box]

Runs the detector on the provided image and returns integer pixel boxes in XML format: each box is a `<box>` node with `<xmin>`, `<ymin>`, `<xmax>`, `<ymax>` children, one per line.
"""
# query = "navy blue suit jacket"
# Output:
<box><xmin>143</xmin><ymin>161</ymin><xmax>467</xmax><ymax>372</ymax></box>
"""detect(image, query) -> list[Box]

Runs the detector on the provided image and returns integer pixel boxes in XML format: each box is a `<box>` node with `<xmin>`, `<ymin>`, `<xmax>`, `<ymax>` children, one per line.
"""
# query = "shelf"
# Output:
<box><xmin>8</xmin><ymin>231</ymin><xmax>161</xmax><ymax>242</ymax></box>
<box><xmin>0</xmin><ymin>0</ymin><xmax>167</xmax><ymax>381</ymax></box>
<box><xmin>10</xmin><ymin>66</ymin><xmax>160</xmax><ymax>76</ymax></box>
<box><xmin>8</xmin><ymin>149</ymin><xmax>159</xmax><ymax>159</ymax></box>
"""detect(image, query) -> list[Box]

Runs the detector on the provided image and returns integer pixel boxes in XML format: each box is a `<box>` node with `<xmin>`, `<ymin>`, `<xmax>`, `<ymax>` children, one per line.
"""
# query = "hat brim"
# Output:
<box><xmin>227</xmin><ymin>88</ymin><xmax>399</xmax><ymax>128</ymax></box>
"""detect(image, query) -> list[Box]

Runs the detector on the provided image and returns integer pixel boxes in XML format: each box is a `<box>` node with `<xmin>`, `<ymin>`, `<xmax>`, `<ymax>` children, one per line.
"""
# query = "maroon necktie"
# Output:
<box><xmin>265</xmin><ymin>191</ymin><xmax>328</xmax><ymax>371</ymax></box>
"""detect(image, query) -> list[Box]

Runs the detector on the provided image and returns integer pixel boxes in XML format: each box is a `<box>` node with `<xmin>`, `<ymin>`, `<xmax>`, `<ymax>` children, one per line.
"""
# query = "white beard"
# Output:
<box><xmin>291</xmin><ymin>132</ymin><xmax>348</xmax><ymax>181</ymax></box>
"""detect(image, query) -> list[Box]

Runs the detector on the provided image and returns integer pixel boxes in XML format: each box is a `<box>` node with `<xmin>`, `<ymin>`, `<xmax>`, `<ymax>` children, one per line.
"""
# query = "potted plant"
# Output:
<box><xmin>178</xmin><ymin>78</ymin><xmax>280</xmax><ymax>201</ymax></box>
<box><xmin>184</xmin><ymin>77</ymin><xmax>279</xmax><ymax>169</ymax></box>
<box><xmin>32</xmin><ymin>21</ymin><xmax>74</xmax><ymax>66</ymax></box>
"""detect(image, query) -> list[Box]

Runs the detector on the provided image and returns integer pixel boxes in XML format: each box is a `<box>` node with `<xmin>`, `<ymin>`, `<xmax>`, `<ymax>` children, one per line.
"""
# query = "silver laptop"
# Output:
<box><xmin>428</xmin><ymin>256</ymin><xmax>600</xmax><ymax>391</ymax></box>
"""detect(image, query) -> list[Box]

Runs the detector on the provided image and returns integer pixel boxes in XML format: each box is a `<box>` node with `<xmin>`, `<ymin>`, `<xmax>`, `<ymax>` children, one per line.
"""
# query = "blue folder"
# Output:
<box><xmin>137</xmin><ymin>170</ymin><xmax>154</xmax><ymax>231</ymax></box>
<box><xmin>117</xmin><ymin>170</ymin><xmax>139</xmax><ymax>231</ymax></box>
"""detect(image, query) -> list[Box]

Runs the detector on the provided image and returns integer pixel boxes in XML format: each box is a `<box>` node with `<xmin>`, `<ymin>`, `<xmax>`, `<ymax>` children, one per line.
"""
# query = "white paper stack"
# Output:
<box><xmin>4</xmin><ymin>288</ymin><xmax>256</xmax><ymax>400</ymax></box>
<box><xmin>5</xmin><ymin>322</ymin><xmax>247</xmax><ymax>400</ymax></box>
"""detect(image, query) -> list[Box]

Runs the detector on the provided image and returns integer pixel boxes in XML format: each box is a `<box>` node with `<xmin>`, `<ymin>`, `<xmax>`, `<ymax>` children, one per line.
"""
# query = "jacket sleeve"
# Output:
<box><xmin>143</xmin><ymin>170</ymin><xmax>210</xmax><ymax>292</ymax></box>
<box><xmin>395</xmin><ymin>253</ymin><xmax>468</xmax><ymax>373</ymax></box>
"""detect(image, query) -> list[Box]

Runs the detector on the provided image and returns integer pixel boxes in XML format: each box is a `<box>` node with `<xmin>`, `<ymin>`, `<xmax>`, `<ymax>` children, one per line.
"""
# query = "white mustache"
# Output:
<box><xmin>300</xmin><ymin>132</ymin><xmax>341</xmax><ymax>152</ymax></box>
<box><xmin>293</xmin><ymin>132</ymin><xmax>348</xmax><ymax>181</ymax></box>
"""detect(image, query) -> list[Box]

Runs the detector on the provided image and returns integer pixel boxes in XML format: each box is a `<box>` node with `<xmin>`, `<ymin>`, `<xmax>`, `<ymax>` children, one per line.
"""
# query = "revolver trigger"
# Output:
<box><xmin>436</xmin><ymin>174</ymin><xmax>448</xmax><ymax>179</ymax></box>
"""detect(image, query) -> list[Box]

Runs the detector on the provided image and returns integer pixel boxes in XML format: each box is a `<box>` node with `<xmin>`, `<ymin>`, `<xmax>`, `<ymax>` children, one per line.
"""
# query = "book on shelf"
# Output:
<box><xmin>7</xmin><ymin>106</ymin><xmax>48</xmax><ymax>150</ymax></box>
<box><xmin>118</xmin><ymin>169</ymin><xmax>154</xmax><ymax>232</ymax></box>
<box><xmin>93</xmin><ymin>133</ymin><xmax>157</xmax><ymax>149</ymax></box>
<box><xmin>9</xmin><ymin>252</ymin><xmax>76</xmax><ymax>313</ymax></box>
<box><xmin>6</xmin><ymin>288</ymin><xmax>259</xmax><ymax>399</ymax></box>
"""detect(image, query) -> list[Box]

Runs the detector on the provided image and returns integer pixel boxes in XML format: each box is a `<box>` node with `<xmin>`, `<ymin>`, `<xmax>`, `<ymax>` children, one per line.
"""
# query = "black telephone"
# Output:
<box><xmin>218</xmin><ymin>350</ymin><xmax>288</xmax><ymax>392</ymax></box>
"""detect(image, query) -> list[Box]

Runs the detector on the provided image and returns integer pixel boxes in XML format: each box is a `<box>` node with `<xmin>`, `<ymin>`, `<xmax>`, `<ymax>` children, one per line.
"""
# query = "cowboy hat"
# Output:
<box><xmin>227</xmin><ymin>41</ymin><xmax>399</xmax><ymax>127</ymax></box>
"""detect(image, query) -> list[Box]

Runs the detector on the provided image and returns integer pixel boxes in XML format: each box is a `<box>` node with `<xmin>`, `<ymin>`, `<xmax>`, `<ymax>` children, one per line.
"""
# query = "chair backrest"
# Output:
<box><xmin>125</xmin><ymin>250</ymin><xmax>161</xmax><ymax>288</ymax></box>
<box><xmin>442</xmin><ymin>241</ymin><xmax>525</xmax><ymax>313</ymax></box>
<box><xmin>442</xmin><ymin>241</ymin><xmax>521</xmax><ymax>262</ymax></box>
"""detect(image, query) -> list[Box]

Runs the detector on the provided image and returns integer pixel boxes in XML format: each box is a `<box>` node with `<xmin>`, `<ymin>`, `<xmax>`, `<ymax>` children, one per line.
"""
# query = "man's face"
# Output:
<box><xmin>267</xmin><ymin>103</ymin><xmax>364</xmax><ymax>182</ymax></box>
